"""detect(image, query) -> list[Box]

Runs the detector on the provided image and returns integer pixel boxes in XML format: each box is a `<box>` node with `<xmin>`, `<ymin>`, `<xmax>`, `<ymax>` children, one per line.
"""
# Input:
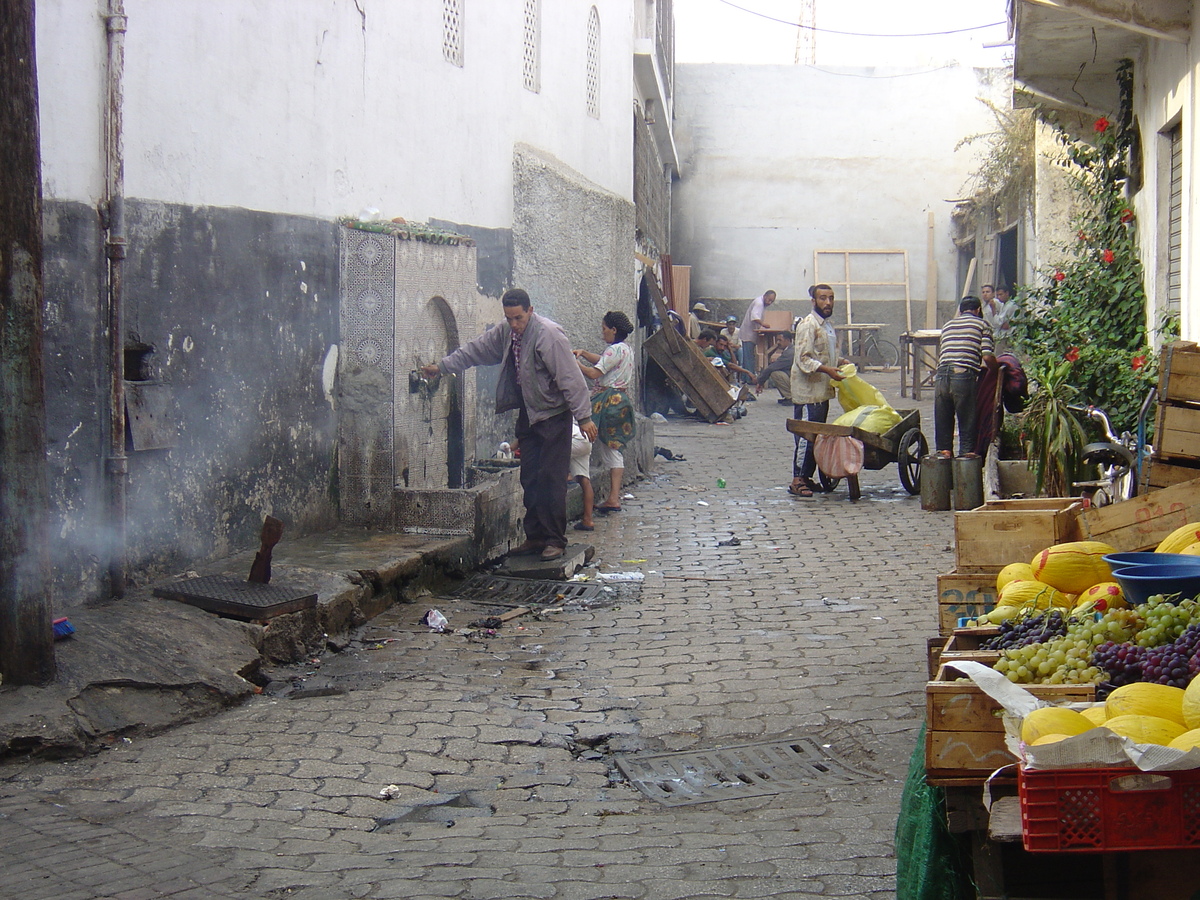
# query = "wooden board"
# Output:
<box><xmin>953</xmin><ymin>498</ymin><xmax>1083</xmax><ymax>571</ymax></box>
<box><xmin>670</xmin><ymin>265</ymin><xmax>691</xmax><ymax>318</ymax></box>
<box><xmin>644</xmin><ymin>329</ymin><xmax>736</xmax><ymax>424</ymax></box>
<box><xmin>1143</xmin><ymin>455</ymin><xmax>1200</xmax><ymax>492</ymax></box>
<box><xmin>1077</xmin><ymin>477</ymin><xmax>1200</xmax><ymax>551</ymax></box>
<box><xmin>937</xmin><ymin>569</ymin><xmax>1001</xmax><ymax>634</ymax></box>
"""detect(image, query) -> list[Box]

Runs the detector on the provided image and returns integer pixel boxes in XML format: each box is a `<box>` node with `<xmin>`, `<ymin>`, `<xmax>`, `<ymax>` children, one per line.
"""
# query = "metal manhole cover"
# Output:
<box><xmin>449</xmin><ymin>574</ymin><xmax>610</xmax><ymax>608</ymax></box>
<box><xmin>154</xmin><ymin>576</ymin><xmax>317</xmax><ymax>621</ymax></box>
<box><xmin>614</xmin><ymin>738</ymin><xmax>883</xmax><ymax>806</ymax></box>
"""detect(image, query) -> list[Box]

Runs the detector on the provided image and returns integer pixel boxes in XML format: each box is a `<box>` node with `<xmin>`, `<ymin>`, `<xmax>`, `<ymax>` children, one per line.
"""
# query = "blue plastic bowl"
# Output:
<box><xmin>1111</xmin><ymin>564</ymin><xmax>1200</xmax><ymax>605</ymax></box>
<box><xmin>1102</xmin><ymin>552</ymin><xmax>1200</xmax><ymax>569</ymax></box>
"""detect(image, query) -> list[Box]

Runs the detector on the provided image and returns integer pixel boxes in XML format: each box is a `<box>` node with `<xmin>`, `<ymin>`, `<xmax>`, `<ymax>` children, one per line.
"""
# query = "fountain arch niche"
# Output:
<box><xmin>339</xmin><ymin>225</ymin><xmax>523</xmax><ymax>557</ymax></box>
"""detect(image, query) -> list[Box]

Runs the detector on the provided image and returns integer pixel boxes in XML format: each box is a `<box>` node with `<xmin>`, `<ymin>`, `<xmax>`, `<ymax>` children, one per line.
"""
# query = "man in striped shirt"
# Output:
<box><xmin>934</xmin><ymin>296</ymin><xmax>996</xmax><ymax>459</ymax></box>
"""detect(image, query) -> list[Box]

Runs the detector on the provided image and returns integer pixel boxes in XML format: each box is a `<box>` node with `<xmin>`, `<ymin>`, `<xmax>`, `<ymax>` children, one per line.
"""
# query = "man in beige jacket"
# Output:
<box><xmin>788</xmin><ymin>284</ymin><xmax>849</xmax><ymax>497</ymax></box>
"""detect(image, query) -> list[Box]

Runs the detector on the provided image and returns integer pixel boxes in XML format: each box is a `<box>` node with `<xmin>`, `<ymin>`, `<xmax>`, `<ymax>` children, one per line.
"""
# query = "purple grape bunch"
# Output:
<box><xmin>980</xmin><ymin>610</ymin><xmax>1067</xmax><ymax>652</ymax></box>
<box><xmin>1094</xmin><ymin>623</ymin><xmax>1200</xmax><ymax>689</ymax></box>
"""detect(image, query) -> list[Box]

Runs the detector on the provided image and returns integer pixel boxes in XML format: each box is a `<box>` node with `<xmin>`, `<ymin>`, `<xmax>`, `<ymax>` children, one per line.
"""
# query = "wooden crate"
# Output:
<box><xmin>953</xmin><ymin>499</ymin><xmax>1082</xmax><ymax>572</ymax></box>
<box><xmin>1154</xmin><ymin>403</ymin><xmax>1200</xmax><ymax>461</ymax></box>
<box><xmin>926</xmin><ymin>635</ymin><xmax>945</xmax><ymax>680</ymax></box>
<box><xmin>1142</xmin><ymin>456</ymin><xmax>1200</xmax><ymax>492</ymax></box>
<box><xmin>925</xmin><ymin>663</ymin><xmax>1095</xmax><ymax>785</ymax></box>
<box><xmin>940</xmin><ymin>627</ymin><xmax>1002</xmax><ymax>668</ymax></box>
<box><xmin>1077</xmin><ymin>477</ymin><xmax>1200</xmax><ymax>551</ymax></box>
<box><xmin>937</xmin><ymin>568</ymin><xmax>1001</xmax><ymax>635</ymax></box>
<box><xmin>1158</xmin><ymin>341</ymin><xmax>1200</xmax><ymax>405</ymax></box>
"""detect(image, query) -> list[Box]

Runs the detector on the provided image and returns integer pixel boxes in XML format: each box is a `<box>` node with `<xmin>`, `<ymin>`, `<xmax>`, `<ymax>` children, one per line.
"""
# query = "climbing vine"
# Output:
<box><xmin>1011</xmin><ymin>60</ymin><xmax>1171</xmax><ymax>433</ymax></box>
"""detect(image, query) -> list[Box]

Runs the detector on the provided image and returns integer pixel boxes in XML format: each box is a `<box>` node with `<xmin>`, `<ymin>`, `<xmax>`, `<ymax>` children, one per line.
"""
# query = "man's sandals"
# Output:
<box><xmin>788</xmin><ymin>477</ymin><xmax>817</xmax><ymax>498</ymax></box>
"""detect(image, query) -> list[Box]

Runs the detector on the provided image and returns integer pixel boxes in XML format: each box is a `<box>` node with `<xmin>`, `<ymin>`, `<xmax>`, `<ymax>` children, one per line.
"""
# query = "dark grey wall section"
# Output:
<box><xmin>41</xmin><ymin>200</ymin><xmax>341</xmax><ymax>605</ymax></box>
<box><xmin>428</xmin><ymin>219</ymin><xmax>513</xmax><ymax>300</ymax></box>
<box><xmin>42</xmin><ymin>200</ymin><xmax>108</xmax><ymax>603</ymax></box>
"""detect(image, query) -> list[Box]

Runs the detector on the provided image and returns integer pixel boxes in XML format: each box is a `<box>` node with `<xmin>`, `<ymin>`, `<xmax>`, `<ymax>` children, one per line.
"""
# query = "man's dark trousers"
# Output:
<box><xmin>516</xmin><ymin>407</ymin><xmax>572</xmax><ymax>549</ymax></box>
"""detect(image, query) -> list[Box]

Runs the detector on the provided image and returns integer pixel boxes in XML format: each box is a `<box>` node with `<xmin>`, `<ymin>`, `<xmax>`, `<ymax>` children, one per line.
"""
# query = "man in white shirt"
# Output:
<box><xmin>737</xmin><ymin>290</ymin><xmax>776</xmax><ymax>376</ymax></box>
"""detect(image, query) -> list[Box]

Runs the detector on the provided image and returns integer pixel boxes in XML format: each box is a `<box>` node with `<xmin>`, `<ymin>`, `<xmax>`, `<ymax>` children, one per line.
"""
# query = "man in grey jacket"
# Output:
<box><xmin>422</xmin><ymin>289</ymin><xmax>598</xmax><ymax>560</ymax></box>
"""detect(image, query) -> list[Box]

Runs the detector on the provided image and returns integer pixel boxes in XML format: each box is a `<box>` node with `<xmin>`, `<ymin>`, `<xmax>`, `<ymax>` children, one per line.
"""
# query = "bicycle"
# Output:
<box><xmin>1067</xmin><ymin>397</ymin><xmax>1152</xmax><ymax>506</ymax></box>
<box><xmin>857</xmin><ymin>331</ymin><xmax>899</xmax><ymax>369</ymax></box>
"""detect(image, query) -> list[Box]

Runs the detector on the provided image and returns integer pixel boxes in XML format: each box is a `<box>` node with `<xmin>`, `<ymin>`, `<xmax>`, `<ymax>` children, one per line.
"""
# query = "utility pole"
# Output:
<box><xmin>0</xmin><ymin>0</ymin><xmax>56</xmax><ymax>685</ymax></box>
<box><xmin>794</xmin><ymin>0</ymin><xmax>816</xmax><ymax>65</ymax></box>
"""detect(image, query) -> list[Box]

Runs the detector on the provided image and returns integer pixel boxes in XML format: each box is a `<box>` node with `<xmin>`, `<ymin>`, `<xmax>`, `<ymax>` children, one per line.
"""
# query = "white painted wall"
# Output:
<box><xmin>1131</xmin><ymin>28</ymin><xmax>1195</xmax><ymax>340</ymax></box>
<box><xmin>671</xmin><ymin>63</ymin><xmax>1006</xmax><ymax>322</ymax></box>
<box><xmin>38</xmin><ymin>0</ymin><xmax>634</xmax><ymax>227</ymax></box>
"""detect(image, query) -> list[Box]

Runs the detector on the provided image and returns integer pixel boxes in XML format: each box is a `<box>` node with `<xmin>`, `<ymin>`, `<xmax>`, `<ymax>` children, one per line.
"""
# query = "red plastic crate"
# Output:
<box><xmin>1019</xmin><ymin>765</ymin><xmax>1200</xmax><ymax>852</ymax></box>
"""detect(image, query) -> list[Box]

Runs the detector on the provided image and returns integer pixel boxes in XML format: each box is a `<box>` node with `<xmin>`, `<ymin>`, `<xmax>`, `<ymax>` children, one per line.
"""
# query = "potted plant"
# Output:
<box><xmin>1019</xmin><ymin>357</ymin><xmax>1087</xmax><ymax>497</ymax></box>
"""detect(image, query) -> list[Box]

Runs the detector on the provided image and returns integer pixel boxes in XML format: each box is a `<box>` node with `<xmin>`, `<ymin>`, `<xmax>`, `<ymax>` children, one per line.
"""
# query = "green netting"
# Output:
<box><xmin>895</xmin><ymin>724</ymin><xmax>972</xmax><ymax>900</ymax></box>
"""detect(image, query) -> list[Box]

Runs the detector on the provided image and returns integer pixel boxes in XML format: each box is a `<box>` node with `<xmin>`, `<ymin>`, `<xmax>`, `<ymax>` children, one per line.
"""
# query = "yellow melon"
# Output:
<box><xmin>1105</xmin><ymin>682</ymin><xmax>1187</xmax><ymax>726</ymax></box>
<box><xmin>997</xmin><ymin>562</ymin><xmax>1036</xmax><ymax>593</ymax></box>
<box><xmin>1183</xmin><ymin>675</ymin><xmax>1200</xmax><ymax>729</ymax></box>
<box><xmin>1156</xmin><ymin>522</ymin><xmax>1200</xmax><ymax>555</ymax></box>
<box><xmin>1181</xmin><ymin>542</ymin><xmax>1200</xmax><ymax>556</ymax></box>
<box><xmin>978</xmin><ymin>605</ymin><xmax>1025</xmax><ymax>625</ymax></box>
<box><xmin>1030</xmin><ymin>541</ymin><xmax>1116</xmax><ymax>594</ymax></box>
<box><xmin>1020</xmin><ymin>706</ymin><xmax>1096</xmax><ymax>744</ymax></box>
<box><xmin>1102</xmin><ymin>714</ymin><xmax>1187</xmax><ymax>746</ymax></box>
<box><xmin>998</xmin><ymin>579</ymin><xmax>1072</xmax><ymax>610</ymax></box>
<box><xmin>1031</xmin><ymin>733</ymin><xmax>1075</xmax><ymax>746</ymax></box>
<box><xmin>1079</xmin><ymin>581</ymin><xmax>1128</xmax><ymax>611</ymax></box>
<box><xmin>1070</xmin><ymin>600</ymin><xmax>1097</xmax><ymax>618</ymax></box>
<box><xmin>1168</xmin><ymin>728</ymin><xmax>1200</xmax><ymax>752</ymax></box>
<box><xmin>1080</xmin><ymin>705</ymin><xmax>1108</xmax><ymax>726</ymax></box>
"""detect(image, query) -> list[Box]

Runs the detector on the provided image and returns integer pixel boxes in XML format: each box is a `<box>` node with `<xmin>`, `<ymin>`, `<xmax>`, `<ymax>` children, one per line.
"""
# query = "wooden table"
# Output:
<box><xmin>900</xmin><ymin>329</ymin><xmax>941</xmax><ymax>400</ymax></box>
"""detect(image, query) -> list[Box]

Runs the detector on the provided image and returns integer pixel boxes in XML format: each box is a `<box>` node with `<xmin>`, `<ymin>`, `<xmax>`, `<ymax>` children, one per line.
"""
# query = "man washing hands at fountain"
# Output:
<box><xmin>421</xmin><ymin>289</ymin><xmax>596</xmax><ymax>561</ymax></box>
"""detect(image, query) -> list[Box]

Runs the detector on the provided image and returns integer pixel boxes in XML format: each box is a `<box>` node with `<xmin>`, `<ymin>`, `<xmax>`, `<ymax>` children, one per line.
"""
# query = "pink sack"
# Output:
<box><xmin>813</xmin><ymin>434</ymin><xmax>864</xmax><ymax>478</ymax></box>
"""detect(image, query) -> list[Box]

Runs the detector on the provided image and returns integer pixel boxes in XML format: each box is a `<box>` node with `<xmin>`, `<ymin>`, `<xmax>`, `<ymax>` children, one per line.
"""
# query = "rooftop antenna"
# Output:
<box><xmin>794</xmin><ymin>0</ymin><xmax>816</xmax><ymax>65</ymax></box>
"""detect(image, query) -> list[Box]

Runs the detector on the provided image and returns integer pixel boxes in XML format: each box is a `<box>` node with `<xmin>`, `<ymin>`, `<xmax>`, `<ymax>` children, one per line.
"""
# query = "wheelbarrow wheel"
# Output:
<box><xmin>816</xmin><ymin>470</ymin><xmax>840</xmax><ymax>493</ymax></box>
<box><xmin>897</xmin><ymin>428</ymin><xmax>927</xmax><ymax>495</ymax></box>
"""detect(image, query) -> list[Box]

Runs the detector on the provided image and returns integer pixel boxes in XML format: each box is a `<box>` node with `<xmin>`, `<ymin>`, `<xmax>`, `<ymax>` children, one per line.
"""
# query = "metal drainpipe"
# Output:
<box><xmin>104</xmin><ymin>1</ymin><xmax>128</xmax><ymax>597</ymax></box>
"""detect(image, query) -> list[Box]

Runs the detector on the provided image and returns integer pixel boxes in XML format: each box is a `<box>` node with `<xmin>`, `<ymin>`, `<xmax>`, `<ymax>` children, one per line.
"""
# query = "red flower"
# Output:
<box><xmin>1120</xmin><ymin>208</ymin><xmax>1134</xmax><ymax>223</ymax></box>
<box><xmin>1132</xmin><ymin>355</ymin><xmax>1146</xmax><ymax>371</ymax></box>
<box><xmin>1054</xmin><ymin>271</ymin><xmax>1066</xmax><ymax>282</ymax></box>
<box><xmin>1095</xmin><ymin>117</ymin><xmax>1110</xmax><ymax>133</ymax></box>
<box><xmin>1065</xmin><ymin>347</ymin><xmax>1080</xmax><ymax>362</ymax></box>
<box><xmin>1102</xmin><ymin>249</ymin><xmax>1115</xmax><ymax>263</ymax></box>
<box><xmin>1077</xmin><ymin>230</ymin><xmax>1089</xmax><ymax>241</ymax></box>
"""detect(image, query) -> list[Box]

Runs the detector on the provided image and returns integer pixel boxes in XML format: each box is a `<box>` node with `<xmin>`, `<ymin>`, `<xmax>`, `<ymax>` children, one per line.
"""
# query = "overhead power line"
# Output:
<box><xmin>715</xmin><ymin>0</ymin><xmax>1006</xmax><ymax>38</ymax></box>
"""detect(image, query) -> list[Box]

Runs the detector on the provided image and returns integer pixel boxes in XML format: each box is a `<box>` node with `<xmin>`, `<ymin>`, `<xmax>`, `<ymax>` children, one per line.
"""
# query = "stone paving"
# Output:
<box><xmin>0</xmin><ymin>370</ymin><xmax>957</xmax><ymax>899</ymax></box>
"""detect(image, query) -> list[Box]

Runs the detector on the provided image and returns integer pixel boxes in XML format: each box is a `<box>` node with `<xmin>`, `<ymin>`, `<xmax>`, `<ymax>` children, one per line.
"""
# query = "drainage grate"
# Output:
<box><xmin>615</xmin><ymin>738</ymin><xmax>883</xmax><ymax>807</ymax></box>
<box><xmin>154</xmin><ymin>576</ymin><xmax>318</xmax><ymax>621</ymax></box>
<box><xmin>449</xmin><ymin>574</ymin><xmax>610</xmax><ymax>608</ymax></box>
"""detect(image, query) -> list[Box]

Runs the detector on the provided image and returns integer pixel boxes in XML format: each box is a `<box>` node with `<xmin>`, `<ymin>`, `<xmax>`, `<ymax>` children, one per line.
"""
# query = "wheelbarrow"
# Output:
<box><xmin>786</xmin><ymin>409</ymin><xmax>927</xmax><ymax>501</ymax></box>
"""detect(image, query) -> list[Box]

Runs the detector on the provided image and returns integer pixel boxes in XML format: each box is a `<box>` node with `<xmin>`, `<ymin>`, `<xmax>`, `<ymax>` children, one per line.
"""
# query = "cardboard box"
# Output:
<box><xmin>953</xmin><ymin>498</ymin><xmax>1083</xmax><ymax>572</ymax></box>
<box><xmin>1077</xmin><ymin>477</ymin><xmax>1200</xmax><ymax>551</ymax></box>
<box><xmin>925</xmin><ymin>663</ymin><xmax>1094</xmax><ymax>786</ymax></box>
<box><xmin>936</xmin><ymin>568</ymin><xmax>1001</xmax><ymax>635</ymax></box>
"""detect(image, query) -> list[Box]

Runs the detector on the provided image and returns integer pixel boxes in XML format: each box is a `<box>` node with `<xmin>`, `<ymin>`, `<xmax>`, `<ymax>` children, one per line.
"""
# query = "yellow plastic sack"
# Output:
<box><xmin>832</xmin><ymin>404</ymin><xmax>902</xmax><ymax>434</ymax></box>
<box><xmin>835</xmin><ymin>364</ymin><xmax>889</xmax><ymax>413</ymax></box>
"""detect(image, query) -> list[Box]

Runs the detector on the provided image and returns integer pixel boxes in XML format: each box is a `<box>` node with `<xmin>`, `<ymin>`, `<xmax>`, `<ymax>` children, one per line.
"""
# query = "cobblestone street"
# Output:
<box><xmin>0</xmin><ymin>371</ymin><xmax>957</xmax><ymax>900</ymax></box>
